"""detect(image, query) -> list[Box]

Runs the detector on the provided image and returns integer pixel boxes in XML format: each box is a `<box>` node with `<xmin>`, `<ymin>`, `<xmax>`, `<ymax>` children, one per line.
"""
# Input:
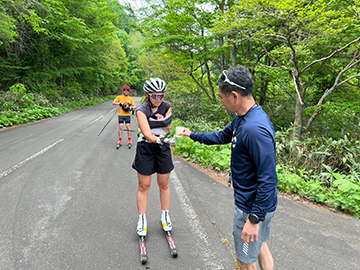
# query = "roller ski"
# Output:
<box><xmin>161</xmin><ymin>210</ymin><xmax>178</xmax><ymax>258</ymax></box>
<box><xmin>116</xmin><ymin>138</ymin><xmax>122</xmax><ymax>149</ymax></box>
<box><xmin>137</xmin><ymin>214</ymin><xmax>148</xmax><ymax>264</ymax></box>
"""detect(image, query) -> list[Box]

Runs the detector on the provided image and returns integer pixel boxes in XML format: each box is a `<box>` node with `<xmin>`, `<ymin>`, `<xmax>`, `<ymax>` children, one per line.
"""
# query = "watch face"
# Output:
<box><xmin>249</xmin><ymin>214</ymin><xmax>260</xmax><ymax>224</ymax></box>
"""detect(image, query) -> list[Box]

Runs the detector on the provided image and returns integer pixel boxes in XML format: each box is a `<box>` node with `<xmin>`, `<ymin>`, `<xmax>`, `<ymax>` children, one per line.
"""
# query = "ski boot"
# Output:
<box><xmin>161</xmin><ymin>210</ymin><xmax>172</xmax><ymax>232</ymax></box>
<box><xmin>128</xmin><ymin>138</ymin><xmax>132</xmax><ymax>149</ymax></box>
<box><xmin>116</xmin><ymin>138</ymin><xmax>122</xmax><ymax>149</ymax></box>
<box><xmin>137</xmin><ymin>213</ymin><xmax>147</xmax><ymax>237</ymax></box>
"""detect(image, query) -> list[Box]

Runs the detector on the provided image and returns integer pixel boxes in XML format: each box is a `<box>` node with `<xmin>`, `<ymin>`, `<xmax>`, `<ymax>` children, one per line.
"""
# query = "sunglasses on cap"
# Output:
<box><xmin>149</xmin><ymin>93</ymin><xmax>165</xmax><ymax>100</ymax></box>
<box><xmin>220</xmin><ymin>70</ymin><xmax>246</xmax><ymax>90</ymax></box>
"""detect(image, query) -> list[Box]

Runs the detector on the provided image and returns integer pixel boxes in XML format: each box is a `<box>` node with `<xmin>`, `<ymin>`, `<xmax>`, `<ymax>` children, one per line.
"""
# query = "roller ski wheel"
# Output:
<box><xmin>139</xmin><ymin>236</ymin><xmax>148</xmax><ymax>264</ymax></box>
<box><xmin>171</xmin><ymin>248</ymin><xmax>178</xmax><ymax>258</ymax></box>
<box><xmin>141</xmin><ymin>254</ymin><xmax>147</xmax><ymax>265</ymax></box>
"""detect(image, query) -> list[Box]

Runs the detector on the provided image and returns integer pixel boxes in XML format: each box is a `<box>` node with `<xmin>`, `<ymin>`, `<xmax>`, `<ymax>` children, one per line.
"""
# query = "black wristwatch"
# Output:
<box><xmin>249</xmin><ymin>213</ymin><xmax>260</xmax><ymax>224</ymax></box>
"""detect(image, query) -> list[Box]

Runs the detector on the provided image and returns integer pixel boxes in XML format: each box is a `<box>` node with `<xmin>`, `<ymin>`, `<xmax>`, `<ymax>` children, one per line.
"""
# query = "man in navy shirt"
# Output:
<box><xmin>179</xmin><ymin>66</ymin><xmax>278</xmax><ymax>270</ymax></box>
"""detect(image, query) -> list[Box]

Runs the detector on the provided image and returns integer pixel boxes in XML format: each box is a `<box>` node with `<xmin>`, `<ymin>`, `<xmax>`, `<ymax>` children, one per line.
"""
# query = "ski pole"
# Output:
<box><xmin>98</xmin><ymin>109</ymin><xmax>118</xmax><ymax>136</ymax></box>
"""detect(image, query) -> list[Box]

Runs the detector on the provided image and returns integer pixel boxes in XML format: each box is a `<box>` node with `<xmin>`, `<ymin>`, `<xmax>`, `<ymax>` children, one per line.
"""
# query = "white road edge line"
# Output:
<box><xmin>170</xmin><ymin>171</ymin><xmax>224</xmax><ymax>269</ymax></box>
<box><xmin>90</xmin><ymin>116</ymin><xmax>103</xmax><ymax>124</ymax></box>
<box><xmin>0</xmin><ymin>139</ymin><xmax>64</xmax><ymax>179</ymax></box>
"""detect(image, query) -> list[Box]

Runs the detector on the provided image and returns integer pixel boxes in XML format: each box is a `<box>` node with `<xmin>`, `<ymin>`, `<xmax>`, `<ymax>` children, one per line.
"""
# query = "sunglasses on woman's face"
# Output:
<box><xmin>149</xmin><ymin>93</ymin><xmax>165</xmax><ymax>100</ymax></box>
<box><xmin>220</xmin><ymin>70</ymin><xmax>246</xmax><ymax>90</ymax></box>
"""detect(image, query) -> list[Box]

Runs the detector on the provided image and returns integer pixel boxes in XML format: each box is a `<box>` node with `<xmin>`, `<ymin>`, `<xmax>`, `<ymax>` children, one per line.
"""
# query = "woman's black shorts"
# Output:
<box><xmin>132</xmin><ymin>141</ymin><xmax>174</xmax><ymax>175</ymax></box>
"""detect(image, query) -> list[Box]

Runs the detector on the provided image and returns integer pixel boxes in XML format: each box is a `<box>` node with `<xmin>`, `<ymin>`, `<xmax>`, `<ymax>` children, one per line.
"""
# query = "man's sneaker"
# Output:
<box><xmin>161</xmin><ymin>210</ymin><xmax>172</xmax><ymax>232</ymax></box>
<box><xmin>137</xmin><ymin>214</ymin><xmax>147</xmax><ymax>237</ymax></box>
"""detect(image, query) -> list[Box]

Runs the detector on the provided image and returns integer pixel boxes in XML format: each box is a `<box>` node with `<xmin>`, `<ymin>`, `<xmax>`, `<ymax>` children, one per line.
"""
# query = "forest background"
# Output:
<box><xmin>0</xmin><ymin>0</ymin><xmax>359</xmax><ymax>218</ymax></box>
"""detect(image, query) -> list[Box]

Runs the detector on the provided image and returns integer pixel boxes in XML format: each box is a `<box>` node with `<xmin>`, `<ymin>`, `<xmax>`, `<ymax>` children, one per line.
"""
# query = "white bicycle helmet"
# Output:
<box><xmin>143</xmin><ymin>78</ymin><xmax>167</xmax><ymax>93</ymax></box>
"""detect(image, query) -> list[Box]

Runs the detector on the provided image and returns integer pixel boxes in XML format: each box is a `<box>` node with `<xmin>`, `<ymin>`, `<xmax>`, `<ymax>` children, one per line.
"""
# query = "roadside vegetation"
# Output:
<box><xmin>1</xmin><ymin>0</ymin><xmax>359</xmax><ymax>219</ymax></box>
<box><xmin>0</xmin><ymin>83</ymin><xmax>115</xmax><ymax>128</ymax></box>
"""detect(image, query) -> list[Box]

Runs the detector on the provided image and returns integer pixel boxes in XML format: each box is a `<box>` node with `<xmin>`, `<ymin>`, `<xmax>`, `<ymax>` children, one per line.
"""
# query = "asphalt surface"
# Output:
<box><xmin>0</xmin><ymin>99</ymin><xmax>359</xmax><ymax>270</ymax></box>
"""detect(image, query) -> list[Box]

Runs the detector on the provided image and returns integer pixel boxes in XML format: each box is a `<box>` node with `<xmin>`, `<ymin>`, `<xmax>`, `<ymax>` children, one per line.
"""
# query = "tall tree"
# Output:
<box><xmin>214</xmin><ymin>0</ymin><xmax>360</xmax><ymax>140</ymax></box>
<box><xmin>135</xmin><ymin>0</ymin><xmax>230</xmax><ymax>102</ymax></box>
<box><xmin>0</xmin><ymin>0</ymin><xmax>130</xmax><ymax>98</ymax></box>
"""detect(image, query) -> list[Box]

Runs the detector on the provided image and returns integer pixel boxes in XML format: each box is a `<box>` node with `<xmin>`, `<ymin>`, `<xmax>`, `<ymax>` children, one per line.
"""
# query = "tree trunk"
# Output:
<box><xmin>219</xmin><ymin>36</ymin><xmax>224</xmax><ymax>71</ymax></box>
<box><xmin>292</xmin><ymin>71</ymin><xmax>305</xmax><ymax>140</ymax></box>
<box><xmin>232</xmin><ymin>42</ymin><xmax>237</xmax><ymax>67</ymax></box>
<box><xmin>292</xmin><ymin>95</ymin><xmax>303</xmax><ymax>140</ymax></box>
<box><xmin>258</xmin><ymin>72</ymin><xmax>268</xmax><ymax>106</ymax></box>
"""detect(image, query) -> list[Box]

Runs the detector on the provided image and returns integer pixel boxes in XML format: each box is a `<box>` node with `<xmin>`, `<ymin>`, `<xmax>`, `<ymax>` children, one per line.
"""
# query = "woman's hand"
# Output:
<box><xmin>163</xmin><ymin>125</ymin><xmax>172</xmax><ymax>131</ymax></box>
<box><xmin>155</xmin><ymin>113</ymin><xmax>164</xmax><ymax>120</ymax></box>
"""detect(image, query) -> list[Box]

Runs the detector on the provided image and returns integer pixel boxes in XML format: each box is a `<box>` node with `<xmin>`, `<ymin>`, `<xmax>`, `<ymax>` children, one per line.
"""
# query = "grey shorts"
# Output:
<box><xmin>233</xmin><ymin>206</ymin><xmax>275</xmax><ymax>264</ymax></box>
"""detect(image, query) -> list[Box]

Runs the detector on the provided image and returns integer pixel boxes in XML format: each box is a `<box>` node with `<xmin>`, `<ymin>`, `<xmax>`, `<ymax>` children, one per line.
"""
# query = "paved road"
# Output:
<box><xmin>1</xmin><ymin>99</ymin><xmax>359</xmax><ymax>270</ymax></box>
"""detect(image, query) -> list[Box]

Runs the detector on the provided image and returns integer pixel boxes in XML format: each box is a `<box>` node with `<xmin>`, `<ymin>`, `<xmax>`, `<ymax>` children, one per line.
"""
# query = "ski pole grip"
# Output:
<box><xmin>228</xmin><ymin>171</ymin><xmax>232</xmax><ymax>187</ymax></box>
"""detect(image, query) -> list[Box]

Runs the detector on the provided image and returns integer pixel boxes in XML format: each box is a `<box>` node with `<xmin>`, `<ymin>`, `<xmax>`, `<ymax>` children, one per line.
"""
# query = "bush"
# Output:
<box><xmin>276</xmin><ymin>128</ymin><xmax>360</xmax><ymax>184</ymax></box>
<box><xmin>277</xmin><ymin>165</ymin><xmax>360</xmax><ymax>218</ymax></box>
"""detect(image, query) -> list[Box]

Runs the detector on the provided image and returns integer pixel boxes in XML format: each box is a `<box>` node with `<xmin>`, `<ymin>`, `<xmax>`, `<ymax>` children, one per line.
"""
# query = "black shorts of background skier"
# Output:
<box><xmin>178</xmin><ymin>66</ymin><xmax>278</xmax><ymax>270</ymax></box>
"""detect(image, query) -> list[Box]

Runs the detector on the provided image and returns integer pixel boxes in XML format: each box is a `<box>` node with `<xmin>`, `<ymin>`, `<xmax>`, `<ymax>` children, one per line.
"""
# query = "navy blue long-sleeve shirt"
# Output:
<box><xmin>190</xmin><ymin>105</ymin><xmax>278</xmax><ymax>221</ymax></box>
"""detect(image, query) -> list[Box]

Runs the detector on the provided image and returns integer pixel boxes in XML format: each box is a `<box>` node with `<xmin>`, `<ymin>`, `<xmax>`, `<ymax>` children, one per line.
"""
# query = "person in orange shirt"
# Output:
<box><xmin>112</xmin><ymin>85</ymin><xmax>136</xmax><ymax>148</ymax></box>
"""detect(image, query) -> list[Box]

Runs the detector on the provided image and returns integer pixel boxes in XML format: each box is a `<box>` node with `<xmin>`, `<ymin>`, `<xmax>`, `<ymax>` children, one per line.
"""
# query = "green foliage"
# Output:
<box><xmin>277</xmin><ymin>165</ymin><xmax>360</xmax><ymax>218</ymax></box>
<box><xmin>216</xmin><ymin>0</ymin><xmax>360</xmax><ymax>139</ymax></box>
<box><xmin>172</xmin><ymin>117</ymin><xmax>231</xmax><ymax>172</ymax></box>
<box><xmin>168</xmin><ymin>91</ymin><xmax>233</xmax><ymax>129</ymax></box>
<box><xmin>0</xmin><ymin>88</ymin><xmax>115</xmax><ymax>128</ymax></box>
<box><xmin>304</xmin><ymin>91</ymin><xmax>360</xmax><ymax>138</ymax></box>
<box><xmin>9</xmin><ymin>83</ymin><xmax>34</xmax><ymax>108</ymax></box>
<box><xmin>276</xmin><ymin>128</ymin><xmax>360</xmax><ymax>180</ymax></box>
<box><xmin>135</xmin><ymin>0</ymin><xmax>226</xmax><ymax>103</ymax></box>
<box><xmin>0</xmin><ymin>0</ymin><xmax>132</xmax><ymax>98</ymax></box>
<box><xmin>174</xmin><ymin>135</ymin><xmax>231</xmax><ymax>171</ymax></box>
<box><xmin>0</xmin><ymin>106</ymin><xmax>61</xmax><ymax>128</ymax></box>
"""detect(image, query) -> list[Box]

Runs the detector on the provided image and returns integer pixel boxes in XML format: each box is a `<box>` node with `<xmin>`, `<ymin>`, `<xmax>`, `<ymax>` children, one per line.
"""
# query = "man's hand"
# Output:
<box><xmin>178</xmin><ymin>128</ymin><xmax>192</xmax><ymax>137</ymax></box>
<box><xmin>241</xmin><ymin>220</ymin><xmax>259</xmax><ymax>244</ymax></box>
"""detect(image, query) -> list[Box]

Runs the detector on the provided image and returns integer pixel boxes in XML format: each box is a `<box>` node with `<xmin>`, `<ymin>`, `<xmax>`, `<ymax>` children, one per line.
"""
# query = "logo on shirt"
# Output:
<box><xmin>232</xmin><ymin>130</ymin><xmax>237</xmax><ymax>148</ymax></box>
